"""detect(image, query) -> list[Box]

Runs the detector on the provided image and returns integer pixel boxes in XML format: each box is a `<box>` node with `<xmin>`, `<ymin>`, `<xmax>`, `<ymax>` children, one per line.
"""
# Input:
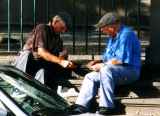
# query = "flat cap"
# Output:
<box><xmin>95</xmin><ymin>12</ymin><xmax>120</xmax><ymax>28</ymax></box>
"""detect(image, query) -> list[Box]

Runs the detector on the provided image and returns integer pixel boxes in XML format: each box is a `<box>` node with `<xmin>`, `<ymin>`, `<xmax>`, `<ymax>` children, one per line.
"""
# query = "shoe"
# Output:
<box><xmin>67</xmin><ymin>104</ymin><xmax>87</xmax><ymax>115</ymax></box>
<box><xmin>98</xmin><ymin>107</ymin><xmax>115</xmax><ymax>115</ymax></box>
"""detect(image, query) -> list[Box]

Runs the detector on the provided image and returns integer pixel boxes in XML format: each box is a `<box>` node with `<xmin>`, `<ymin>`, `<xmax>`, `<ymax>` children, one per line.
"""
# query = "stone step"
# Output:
<box><xmin>0</xmin><ymin>32</ymin><xmax>150</xmax><ymax>41</ymax></box>
<box><xmin>64</xmin><ymin>90</ymin><xmax>160</xmax><ymax>115</ymax></box>
<box><xmin>0</xmin><ymin>40</ymin><xmax>148</xmax><ymax>55</ymax></box>
<box><xmin>64</xmin><ymin>95</ymin><xmax>160</xmax><ymax>115</ymax></box>
<box><xmin>121</xmin><ymin>98</ymin><xmax>160</xmax><ymax>106</ymax></box>
<box><xmin>68</xmin><ymin>77</ymin><xmax>160</xmax><ymax>88</ymax></box>
<box><xmin>125</xmin><ymin>107</ymin><xmax>160</xmax><ymax>116</ymax></box>
<box><xmin>65</xmin><ymin>96</ymin><xmax>160</xmax><ymax>106</ymax></box>
<box><xmin>0</xmin><ymin>53</ymin><xmax>146</xmax><ymax>65</ymax></box>
<box><xmin>63</xmin><ymin>76</ymin><xmax>160</xmax><ymax>105</ymax></box>
<box><xmin>63</xmin><ymin>83</ymin><xmax>160</xmax><ymax>104</ymax></box>
<box><xmin>0</xmin><ymin>32</ymin><xmax>149</xmax><ymax>54</ymax></box>
<box><xmin>122</xmin><ymin>98</ymin><xmax>160</xmax><ymax>116</ymax></box>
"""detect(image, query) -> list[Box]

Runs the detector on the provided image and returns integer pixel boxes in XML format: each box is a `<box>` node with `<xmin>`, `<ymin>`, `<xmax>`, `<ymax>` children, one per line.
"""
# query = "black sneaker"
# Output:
<box><xmin>98</xmin><ymin>107</ymin><xmax>115</xmax><ymax>115</ymax></box>
<box><xmin>67</xmin><ymin>104</ymin><xmax>87</xmax><ymax>115</ymax></box>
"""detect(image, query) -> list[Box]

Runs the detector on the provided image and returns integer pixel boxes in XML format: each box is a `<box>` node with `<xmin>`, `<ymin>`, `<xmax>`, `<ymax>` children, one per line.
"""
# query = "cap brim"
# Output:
<box><xmin>94</xmin><ymin>22</ymin><xmax>107</xmax><ymax>31</ymax></box>
<box><xmin>94</xmin><ymin>23</ymin><xmax>101</xmax><ymax>28</ymax></box>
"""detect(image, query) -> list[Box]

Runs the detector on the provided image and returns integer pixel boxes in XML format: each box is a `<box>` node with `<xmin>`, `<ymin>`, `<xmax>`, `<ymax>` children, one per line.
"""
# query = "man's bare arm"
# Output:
<box><xmin>37</xmin><ymin>47</ymin><xmax>74</xmax><ymax>68</ymax></box>
<box><xmin>38</xmin><ymin>48</ymin><xmax>61</xmax><ymax>64</ymax></box>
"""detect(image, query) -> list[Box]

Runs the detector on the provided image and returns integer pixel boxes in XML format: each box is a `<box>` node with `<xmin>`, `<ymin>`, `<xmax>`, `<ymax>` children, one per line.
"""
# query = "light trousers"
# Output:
<box><xmin>76</xmin><ymin>64</ymin><xmax>139</xmax><ymax>109</ymax></box>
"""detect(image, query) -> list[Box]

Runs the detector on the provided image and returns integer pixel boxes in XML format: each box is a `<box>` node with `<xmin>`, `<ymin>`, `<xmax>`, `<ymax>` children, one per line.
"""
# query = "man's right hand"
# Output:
<box><xmin>59</xmin><ymin>60</ymin><xmax>70</xmax><ymax>68</ymax></box>
<box><xmin>59</xmin><ymin>60</ymin><xmax>76</xmax><ymax>69</ymax></box>
<box><xmin>37</xmin><ymin>48</ymin><xmax>76</xmax><ymax>69</ymax></box>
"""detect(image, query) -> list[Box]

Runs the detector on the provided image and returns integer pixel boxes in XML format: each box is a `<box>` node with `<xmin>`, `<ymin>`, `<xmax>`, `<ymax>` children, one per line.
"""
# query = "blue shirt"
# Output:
<box><xmin>102</xmin><ymin>25</ymin><xmax>141</xmax><ymax>73</ymax></box>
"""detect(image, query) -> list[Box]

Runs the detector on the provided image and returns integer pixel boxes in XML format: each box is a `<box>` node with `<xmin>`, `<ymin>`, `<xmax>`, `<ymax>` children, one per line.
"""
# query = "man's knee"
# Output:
<box><xmin>99</xmin><ymin>65</ymin><xmax>114</xmax><ymax>81</ymax></box>
<box><xmin>85</xmin><ymin>71</ymin><xmax>99</xmax><ymax>81</ymax></box>
<box><xmin>100</xmin><ymin>65</ymin><xmax>113</xmax><ymax>75</ymax></box>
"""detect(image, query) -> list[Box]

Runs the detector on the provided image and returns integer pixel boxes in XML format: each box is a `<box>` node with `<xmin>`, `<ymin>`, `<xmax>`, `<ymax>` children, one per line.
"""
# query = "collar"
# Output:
<box><xmin>114</xmin><ymin>24</ymin><xmax>124</xmax><ymax>39</ymax></box>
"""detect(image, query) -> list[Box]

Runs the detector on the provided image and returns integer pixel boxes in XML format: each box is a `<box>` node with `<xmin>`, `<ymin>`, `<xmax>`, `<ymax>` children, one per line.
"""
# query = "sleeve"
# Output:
<box><xmin>33</xmin><ymin>24</ymin><xmax>47</xmax><ymax>50</ymax></box>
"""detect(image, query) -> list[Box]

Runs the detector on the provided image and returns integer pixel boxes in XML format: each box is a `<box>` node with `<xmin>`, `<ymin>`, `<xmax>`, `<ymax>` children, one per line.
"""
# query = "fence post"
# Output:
<box><xmin>137</xmin><ymin>0</ymin><xmax>141</xmax><ymax>37</ymax></box>
<box><xmin>7</xmin><ymin>0</ymin><xmax>11</xmax><ymax>52</ymax></box>
<box><xmin>20</xmin><ymin>0</ymin><xmax>23</xmax><ymax>50</ymax></box>
<box><xmin>124</xmin><ymin>0</ymin><xmax>128</xmax><ymax>24</ymax></box>
<box><xmin>98</xmin><ymin>0</ymin><xmax>102</xmax><ymax>54</ymax></box>
<box><xmin>33</xmin><ymin>0</ymin><xmax>36</xmax><ymax>27</ymax></box>
<box><xmin>46</xmin><ymin>0</ymin><xmax>49</xmax><ymax>23</ymax></box>
<box><xmin>72</xmin><ymin>0</ymin><xmax>76</xmax><ymax>54</ymax></box>
<box><xmin>85</xmin><ymin>0</ymin><xmax>89</xmax><ymax>54</ymax></box>
<box><xmin>112</xmin><ymin>0</ymin><xmax>116</xmax><ymax>10</ymax></box>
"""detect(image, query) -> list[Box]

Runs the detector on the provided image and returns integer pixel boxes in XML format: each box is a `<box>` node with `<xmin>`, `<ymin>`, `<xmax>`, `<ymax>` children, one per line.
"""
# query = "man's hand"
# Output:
<box><xmin>89</xmin><ymin>63</ymin><xmax>104</xmax><ymax>72</ymax></box>
<box><xmin>59</xmin><ymin>60</ymin><xmax>76</xmax><ymax>69</ymax></box>
<box><xmin>37</xmin><ymin>48</ymin><xmax>76</xmax><ymax>69</ymax></box>
<box><xmin>67</xmin><ymin>61</ymin><xmax>77</xmax><ymax>69</ymax></box>
<box><xmin>86</xmin><ymin>60</ymin><xmax>101</xmax><ymax>69</ymax></box>
<box><xmin>59</xmin><ymin>60</ymin><xmax>70</xmax><ymax>68</ymax></box>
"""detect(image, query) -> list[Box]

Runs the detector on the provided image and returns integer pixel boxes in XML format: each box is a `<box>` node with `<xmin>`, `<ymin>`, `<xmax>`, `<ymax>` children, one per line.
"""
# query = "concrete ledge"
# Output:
<box><xmin>121</xmin><ymin>98</ymin><xmax>160</xmax><ymax>106</ymax></box>
<box><xmin>0</xmin><ymin>52</ymin><xmax>146</xmax><ymax>66</ymax></box>
<box><xmin>68</xmin><ymin>54</ymin><xmax>145</xmax><ymax>61</ymax></box>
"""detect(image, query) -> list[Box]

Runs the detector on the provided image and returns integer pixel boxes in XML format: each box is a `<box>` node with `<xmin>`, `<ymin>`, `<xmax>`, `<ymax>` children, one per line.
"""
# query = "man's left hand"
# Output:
<box><xmin>67</xmin><ymin>61</ymin><xmax>77</xmax><ymax>69</ymax></box>
<box><xmin>89</xmin><ymin>63</ymin><xmax>104</xmax><ymax>72</ymax></box>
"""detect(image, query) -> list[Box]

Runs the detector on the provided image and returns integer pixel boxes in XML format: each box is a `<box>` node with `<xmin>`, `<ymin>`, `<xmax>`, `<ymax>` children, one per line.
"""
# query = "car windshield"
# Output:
<box><xmin>0</xmin><ymin>65</ymin><xmax>68</xmax><ymax>115</ymax></box>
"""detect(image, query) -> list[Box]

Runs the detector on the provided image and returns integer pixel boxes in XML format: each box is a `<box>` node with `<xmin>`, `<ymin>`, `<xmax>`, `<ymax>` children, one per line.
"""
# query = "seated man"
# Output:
<box><xmin>15</xmin><ymin>12</ymin><xmax>75</xmax><ymax>91</ymax></box>
<box><xmin>69</xmin><ymin>12</ymin><xmax>141</xmax><ymax>115</ymax></box>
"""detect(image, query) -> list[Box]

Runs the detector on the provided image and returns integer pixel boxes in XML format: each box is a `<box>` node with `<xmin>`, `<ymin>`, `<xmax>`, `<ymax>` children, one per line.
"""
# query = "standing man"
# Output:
<box><xmin>22</xmin><ymin>12</ymin><xmax>75</xmax><ymax>90</ymax></box>
<box><xmin>69</xmin><ymin>12</ymin><xmax>141</xmax><ymax>115</ymax></box>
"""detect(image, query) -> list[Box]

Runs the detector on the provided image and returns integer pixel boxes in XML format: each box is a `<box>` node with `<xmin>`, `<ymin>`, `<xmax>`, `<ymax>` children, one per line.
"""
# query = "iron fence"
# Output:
<box><xmin>0</xmin><ymin>0</ymin><xmax>150</xmax><ymax>55</ymax></box>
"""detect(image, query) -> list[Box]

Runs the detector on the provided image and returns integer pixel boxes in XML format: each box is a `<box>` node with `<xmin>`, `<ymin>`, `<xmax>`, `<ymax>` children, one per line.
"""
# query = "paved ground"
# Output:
<box><xmin>71</xmin><ymin>113</ymin><xmax>125</xmax><ymax>116</ymax></box>
<box><xmin>71</xmin><ymin>113</ymin><xmax>126</xmax><ymax>116</ymax></box>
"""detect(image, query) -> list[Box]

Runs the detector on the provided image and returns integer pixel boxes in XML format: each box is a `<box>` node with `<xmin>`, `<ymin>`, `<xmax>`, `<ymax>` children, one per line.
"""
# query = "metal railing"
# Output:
<box><xmin>1</xmin><ymin>0</ymin><xmax>150</xmax><ymax>54</ymax></box>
